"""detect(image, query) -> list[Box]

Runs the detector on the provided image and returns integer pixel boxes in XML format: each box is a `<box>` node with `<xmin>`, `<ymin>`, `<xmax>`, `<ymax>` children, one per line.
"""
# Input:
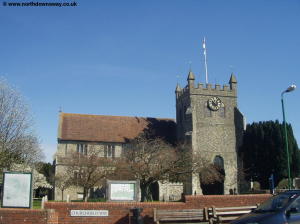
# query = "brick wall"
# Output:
<box><xmin>0</xmin><ymin>209</ymin><xmax>48</xmax><ymax>224</ymax></box>
<box><xmin>185</xmin><ymin>194</ymin><xmax>271</xmax><ymax>208</ymax></box>
<box><xmin>43</xmin><ymin>194</ymin><xmax>271</xmax><ymax>224</ymax></box>
<box><xmin>0</xmin><ymin>194</ymin><xmax>272</xmax><ymax>224</ymax></box>
<box><xmin>44</xmin><ymin>201</ymin><xmax>187</xmax><ymax>224</ymax></box>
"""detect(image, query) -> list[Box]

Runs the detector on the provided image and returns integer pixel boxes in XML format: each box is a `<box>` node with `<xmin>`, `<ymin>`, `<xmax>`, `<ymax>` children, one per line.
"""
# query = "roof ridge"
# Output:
<box><xmin>61</xmin><ymin>112</ymin><xmax>174</xmax><ymax>121</ymax></box>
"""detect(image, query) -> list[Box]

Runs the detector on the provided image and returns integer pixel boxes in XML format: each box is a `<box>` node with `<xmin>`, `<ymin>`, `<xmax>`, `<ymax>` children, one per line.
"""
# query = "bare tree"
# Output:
<box><xmin>65</xmin><ymin>147</ymin><xmax>116</xmax><ymax>202</ymax></box>
<box><xmin>0</xmin><ymin>79</ymin><xmax>44</xmax><ymax>170</ymax></box>
<box><xmin>116</xmin><ymin>136</ymin><xmax>178</xmax><ymax>201</ymax></box>
<box><xmin>199</xmin><ymin>164</ymin><xmax>225</xmax><ymax>185</ymax></box>
<box><xmin>54</xmin><ymin>171</ymin><xmax>73</xmax><ymax>201</ymax></box>
<box><xmin>115</xmin><ymin>136</ymin><xmax>223</xmax><ymax>201</ymax></box>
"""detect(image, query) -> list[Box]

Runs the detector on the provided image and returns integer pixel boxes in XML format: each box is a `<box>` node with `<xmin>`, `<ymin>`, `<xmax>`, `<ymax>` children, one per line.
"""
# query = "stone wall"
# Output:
<box><xmin>55</xmin><ymin>141</ymin><xmax>122</xmax><ymax>201</ymax></box>
<box><xmin>159</xmin><ymin>182</ymin><xmax>183</xmax><ymax>201</ymax></box>
<box><xmin>56</xmin><ymin>141</ymin><xmax>123</xmax><ymax>159</ymax></box>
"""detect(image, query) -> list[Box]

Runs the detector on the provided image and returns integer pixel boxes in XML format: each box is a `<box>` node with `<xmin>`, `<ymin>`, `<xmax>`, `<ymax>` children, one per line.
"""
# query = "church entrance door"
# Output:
<box><xmin>200</xmin><ymin>156</ymin><xmax>225</xmax><ymax>195</ymax></box>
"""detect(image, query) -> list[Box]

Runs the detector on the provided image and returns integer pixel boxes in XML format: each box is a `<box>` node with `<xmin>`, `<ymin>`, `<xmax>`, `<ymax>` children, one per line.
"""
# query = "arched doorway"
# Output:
<box><xmin>200</xmin><ymin>156</ymin><xmax>225</xmax><ymax>195</ymax></box>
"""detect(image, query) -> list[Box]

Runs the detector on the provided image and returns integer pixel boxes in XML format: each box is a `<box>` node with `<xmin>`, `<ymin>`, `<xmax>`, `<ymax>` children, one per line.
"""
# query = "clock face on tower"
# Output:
<box><xmin>208</xmin><ymin>97</ymin><xmax>222</xmax><ymax>111</ymax></box>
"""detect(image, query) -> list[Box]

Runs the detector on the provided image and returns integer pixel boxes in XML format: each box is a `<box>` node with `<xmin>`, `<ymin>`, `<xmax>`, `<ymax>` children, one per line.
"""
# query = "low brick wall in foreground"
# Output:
<box><xmin>184</xmin><ymin>194</ymin><xmax>270</xmax><ymax>208</ymax></box>
<box><xmin>0</xmin><ymin>209</ymin><xmax>47</xmax><ymax>224</ymax></box>
<box><xmin>0</xmin><ymin>194</ymin><xmax>271</xmax><ymax>224</ymax></box>
<box><xmin>44</xmin><ymin>194</ymin><xmax>271</xmax><ymax>224</ymax></box>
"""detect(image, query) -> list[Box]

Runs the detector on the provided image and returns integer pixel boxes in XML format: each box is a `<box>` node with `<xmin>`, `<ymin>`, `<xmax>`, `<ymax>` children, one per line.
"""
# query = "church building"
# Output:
<box><xmin>54</xmin><ymin>71</ymin><xmax>244</xmax><ymax>200</ymax></box>
<box><xmin>54</xmin><ymin>114</ymin><xmax>177</xmax><ymax>200</ymax></box>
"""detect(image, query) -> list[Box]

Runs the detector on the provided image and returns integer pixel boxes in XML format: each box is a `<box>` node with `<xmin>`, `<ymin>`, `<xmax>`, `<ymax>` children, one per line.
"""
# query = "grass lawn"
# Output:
<box><xmin>32</xmin><ymin>199</ymin><xmax>42</xmax><ymax>209</ymax></box>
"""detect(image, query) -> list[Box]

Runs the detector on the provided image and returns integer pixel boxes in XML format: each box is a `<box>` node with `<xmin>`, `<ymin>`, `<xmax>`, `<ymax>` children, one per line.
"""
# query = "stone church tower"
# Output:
<box><xmin>175</xmin><ymin>71</ymin><xmax>245</xmax><ymax>195</ymax></box>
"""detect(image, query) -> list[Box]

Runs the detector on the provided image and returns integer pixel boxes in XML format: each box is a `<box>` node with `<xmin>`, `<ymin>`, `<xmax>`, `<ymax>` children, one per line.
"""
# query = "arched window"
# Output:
<box><xmin>214</xmin><ymin>156</ymin><xmax>224</xmax><ymax>170</ymax></box>
<box><xmin>204</xmin><ymin>103</ymin><xmax>212</xmax><ymax>117</ymax></box>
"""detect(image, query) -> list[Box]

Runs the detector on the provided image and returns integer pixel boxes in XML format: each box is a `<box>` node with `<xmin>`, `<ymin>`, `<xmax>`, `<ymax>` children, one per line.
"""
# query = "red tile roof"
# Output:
<box><xmin>58</xmin><ymin>113</ymin><xmax>176</xmax><ymax>143</ymax></box>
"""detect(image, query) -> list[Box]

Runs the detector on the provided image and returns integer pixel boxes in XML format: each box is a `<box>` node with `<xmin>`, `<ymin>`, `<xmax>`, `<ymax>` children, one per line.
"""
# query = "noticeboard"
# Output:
<box><xmin>107</xmin><ymin>180</ymin><xmax>139</xmax><ymax>202</ymax></box>
<box><xmin>1</xmin><ymin>172</ymin><xmax>32</xmax><ymax>208</ymax></box>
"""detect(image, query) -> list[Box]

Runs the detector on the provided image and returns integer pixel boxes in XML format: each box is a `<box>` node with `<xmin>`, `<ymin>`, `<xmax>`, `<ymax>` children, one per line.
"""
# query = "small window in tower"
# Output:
<box><xmin>204</xmin><ymin>104</ymin><xmax>212</xmax><ymax>117</ymax></box>
<box><xmin>74</xmin><ymin>171</ymin><xmax>78</xmax><ymax>180</ymax></box>
<box><xmin>219</xmin><ymin>107</ymin><xmax>225</xmax><ymax>118</ymax></box>
<box><xmin>185</xmin><ymin>107</ymin><xmax>192</xmax><ymax>115</ymax></box>
<box><xmin>214</xmin><ymin>156</ymin><xmax>224</xmax><ymax>170</ymax></box>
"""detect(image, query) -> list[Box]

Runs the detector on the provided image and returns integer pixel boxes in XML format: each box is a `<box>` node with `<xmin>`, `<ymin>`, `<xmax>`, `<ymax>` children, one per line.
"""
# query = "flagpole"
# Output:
<box><xmin>203</xmin><ymin>37</ymin><xmax>208</xmax><ymax>84</ymax></box>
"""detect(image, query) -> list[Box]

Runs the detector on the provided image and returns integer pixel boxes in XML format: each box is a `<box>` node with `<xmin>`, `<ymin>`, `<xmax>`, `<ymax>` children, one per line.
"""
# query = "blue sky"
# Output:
<box><xmin>1</xmin><ymin>0</ymin><xmax>300</xmax><ymax>162</ymax></box>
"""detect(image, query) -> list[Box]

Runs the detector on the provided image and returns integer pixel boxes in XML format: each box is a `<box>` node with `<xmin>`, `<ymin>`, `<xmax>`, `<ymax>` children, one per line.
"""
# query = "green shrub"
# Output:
<box><xmin>277</xmin><ymin>179</ymin><xmax>289</xmax><ymax>189</ymax></box>
<box><xmin>253</xmin><ymin>181</ymin><xmax>261</xmax><ymax>190</ymax></box>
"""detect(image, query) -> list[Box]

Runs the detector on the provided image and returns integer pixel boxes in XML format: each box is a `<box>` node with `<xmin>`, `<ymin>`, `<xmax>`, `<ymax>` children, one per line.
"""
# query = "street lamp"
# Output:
<box><xmin>281</xmin><ymin>84</ymin><xmax>296</xmax><ymax>190</ymax></box>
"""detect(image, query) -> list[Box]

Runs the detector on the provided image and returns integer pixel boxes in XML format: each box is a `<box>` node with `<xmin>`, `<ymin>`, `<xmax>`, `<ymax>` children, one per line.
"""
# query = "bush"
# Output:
<box><xmin>277</xmin><ymin>179</ymin><xmax>289</xmax><ymax>189</ymax></box>
<box><xmin>253</xmin><ymin>181</ymin><xmax>261</xmax><ymax>190</ymax></box>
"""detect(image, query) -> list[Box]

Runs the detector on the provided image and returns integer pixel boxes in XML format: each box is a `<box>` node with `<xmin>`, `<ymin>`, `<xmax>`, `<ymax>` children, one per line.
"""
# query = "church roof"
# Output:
<box><xmin>58</xmin><ymin>113</ymin><xmax>176</xmax><ymax>144</ymax></box>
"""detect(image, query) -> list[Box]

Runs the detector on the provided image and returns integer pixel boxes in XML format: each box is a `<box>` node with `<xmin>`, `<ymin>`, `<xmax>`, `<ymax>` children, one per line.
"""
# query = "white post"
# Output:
<box><xmin>41</xmin><ymin>197</ymin><xmax>45</xmax><ymax>209</ymax></box>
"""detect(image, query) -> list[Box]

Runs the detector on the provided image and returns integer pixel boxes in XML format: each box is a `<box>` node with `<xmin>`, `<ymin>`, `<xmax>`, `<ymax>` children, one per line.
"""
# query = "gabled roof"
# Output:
<box><xmin>58</xmin><ymin>113</ymin><xmax>176</xmax><ymax>144</ymax></box>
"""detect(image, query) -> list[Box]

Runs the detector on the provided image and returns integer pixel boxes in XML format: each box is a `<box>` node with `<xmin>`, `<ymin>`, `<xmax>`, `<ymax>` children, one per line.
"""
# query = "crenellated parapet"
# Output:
<box><xmin>175</xmin><ymin>72</ymin><xmax>237</xmax><ymax>100</ymax></box>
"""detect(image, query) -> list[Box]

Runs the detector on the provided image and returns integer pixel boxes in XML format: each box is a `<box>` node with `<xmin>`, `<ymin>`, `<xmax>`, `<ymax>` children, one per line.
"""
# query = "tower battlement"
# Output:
<box><xmin>175</xmin><ymin>70</ymin><xmax>242</xmax><ymax>196</ymax></box>
<box><xmin>175</xmin><ymin>71</ymin><xmax>237</xmax><ymax>99</ymax></box>
<box><xmin>187</xmin><ymin>83</ymin><xmax>232</xmax><ymax>91</ymax></box>
<box><xmin>176</xmin><ymin>79</ymin><xmax>236</xmax><ymax>101</ymax></box>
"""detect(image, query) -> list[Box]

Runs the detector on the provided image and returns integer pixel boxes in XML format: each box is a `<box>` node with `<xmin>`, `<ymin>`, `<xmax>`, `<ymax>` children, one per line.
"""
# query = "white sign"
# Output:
<box><xmin>110</xmin><ymin>183</ymin><xmax>135</xmax><ymax>201</ymax></box>
<box><xmin>107</xmin><ymin>180</ymin><xmax>139</xmax><ymax>201</ymax></box>
<box><xmin>70</xmin><ymin>210</ymin><xmax>109</xmax><ymax>217</ymax></box>
<box><xmin>2</xmin><ymin>172</ymin><xmax>32</xmax><ymax>208</ymax></box>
